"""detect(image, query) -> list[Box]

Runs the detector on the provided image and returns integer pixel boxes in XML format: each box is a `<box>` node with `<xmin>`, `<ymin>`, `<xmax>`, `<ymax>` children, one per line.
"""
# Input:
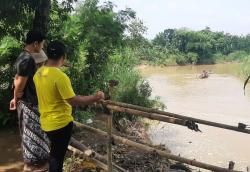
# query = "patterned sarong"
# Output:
<box><xmin>17</xmin><ymin>100</ymin><xmax>50</xmax><ymax>165</ymax></box>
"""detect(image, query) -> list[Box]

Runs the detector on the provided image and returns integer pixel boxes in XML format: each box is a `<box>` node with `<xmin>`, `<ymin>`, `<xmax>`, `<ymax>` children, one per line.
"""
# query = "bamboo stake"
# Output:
<box><xmin>228</xmin><ymin>161</ymin><xmax>235</xmax><ymax>170</ymax></box>
<box><xmin>102</xmin><ymin>100</ymin><xmax>250</xmax><ymax>134</ymax></box>
<box><xmin>107</xmin><ymin>112</ymin><xmax>113</xmax><ymax>172</ymax></box>
<box><xmin>74</xmin><ymin>121</ymin><xmax>242</xmax><ymax>172</ymax></box>
<box><xmin>106</xmin><ymin>80</ymin><xmax>118</xmax><ymax>172</ymax></box>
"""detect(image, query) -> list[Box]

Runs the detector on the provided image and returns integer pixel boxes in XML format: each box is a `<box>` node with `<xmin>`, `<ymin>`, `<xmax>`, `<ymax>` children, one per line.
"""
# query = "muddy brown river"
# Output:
<box><xmin>140</xmin><ymin>64</ymin><xmax>250</xmax><ymax>171</ymax></box>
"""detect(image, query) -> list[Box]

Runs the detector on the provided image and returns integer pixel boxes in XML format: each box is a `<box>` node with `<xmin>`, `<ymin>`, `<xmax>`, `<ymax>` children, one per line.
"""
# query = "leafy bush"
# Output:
<box><xmin>174</xmin><ymin>53</ymin><xmax>188</xmax><ymax>65</ymax></box>
<box><xmin>213</xmin><ymin>53</ymin><xmax>227</xmax><ymax>63</ymax></box>
<box><xmin>186</xmin><ymin>52</ymin><xmax>198</xmax><ymax>64</ymax></box>
<box><xmin>240</xmin><ymin>55</ymin><xmax>250</xmax><ymax>77</ymax></box>
<box><xmin>0</xmin><ymin>36</ymin><xmax>21</xmax><ymax>128</ymax></box>
<box><xmin>102</xmin><ymin>50</ymin><xmax>164</xmax><ymax>121</ymax></box>
<box><xmin>74</xmin><ymin>110</ymin><xmax>94</xmax><ymax>124</ymax></box>
<box><xmin>214</xmin><ymin>51</ymin><xmax>249</xmax><ymax>63</ymax></box>
<box><xmin>227</xmin><ymin>51</ymin><xmax>248</xmax><ymax>61</ymax></box>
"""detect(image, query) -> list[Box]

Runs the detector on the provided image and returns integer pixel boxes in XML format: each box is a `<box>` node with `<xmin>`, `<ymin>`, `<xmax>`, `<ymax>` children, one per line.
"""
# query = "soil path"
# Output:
<box><xmin>0</xmin><ymin>128</ymin><xmax>23</xmax><ymax>172</ymax></box>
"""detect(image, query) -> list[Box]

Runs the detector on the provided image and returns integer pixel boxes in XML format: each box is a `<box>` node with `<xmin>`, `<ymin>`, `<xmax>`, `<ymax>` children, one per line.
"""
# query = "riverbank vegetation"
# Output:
<box><xmin>134</xmin><ymin>27</ymin><xmax>250</xmax><ymax>66</ymax></box>
<box><xmin>0</xmin><ymin>0</ymin><xmax>160</xmax><ymax>128</ymax></box>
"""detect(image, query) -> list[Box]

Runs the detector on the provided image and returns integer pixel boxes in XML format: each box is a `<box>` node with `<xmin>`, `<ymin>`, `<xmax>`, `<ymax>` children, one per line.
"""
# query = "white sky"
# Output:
<box><xmin>99</xmin><ymin>0</ymin><xmax>250</xmax><ymax>39</ymax></box>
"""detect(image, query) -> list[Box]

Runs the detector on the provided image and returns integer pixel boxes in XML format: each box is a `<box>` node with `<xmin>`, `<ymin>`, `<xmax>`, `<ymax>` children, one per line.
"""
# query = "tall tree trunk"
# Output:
<box><xmin>33</xmin><ymin>0</ymin><xmax>51</xmax><ymax>34</ymax></box>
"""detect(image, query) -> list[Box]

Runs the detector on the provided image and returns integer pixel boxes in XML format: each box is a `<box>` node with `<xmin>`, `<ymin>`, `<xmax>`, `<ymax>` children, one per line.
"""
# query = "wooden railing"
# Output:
<box><xmin>69</xmin><ymin>100</ymin><xmax>249</xmax><ymax>172</ymax></box>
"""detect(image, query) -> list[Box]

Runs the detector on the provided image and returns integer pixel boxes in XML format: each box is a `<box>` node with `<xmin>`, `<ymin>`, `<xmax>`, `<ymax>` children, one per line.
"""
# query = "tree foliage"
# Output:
<box><xmin>0</xmin><ymin>37</ymin><xmax>21</xmax><ymax>127</ymax></box>
<box><xmin>0</xmin><ymin>0</ymin><xmax>76</xmax><ymax>127</ymax></box>
<box><xmin>0</xmin><ymin>0</ymin><xmax>158</xmax><ymax>127</ymax></box>
<box><xmin>152</xmin><ymin>27</ymin><xmax>250</xmax><ymax>64</ymax></box>
<box><xmin>59</xmin><ymin>0</ymin><xmax>137</xmax><ymax>93</ymax></box>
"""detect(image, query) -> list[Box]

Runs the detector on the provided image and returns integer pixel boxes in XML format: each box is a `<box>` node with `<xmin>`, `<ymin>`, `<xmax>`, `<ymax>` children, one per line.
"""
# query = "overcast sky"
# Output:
<box><xmin>99</xmin><ymin>0</ymin><xmax>250</xmax><ymax>39</ymax></box>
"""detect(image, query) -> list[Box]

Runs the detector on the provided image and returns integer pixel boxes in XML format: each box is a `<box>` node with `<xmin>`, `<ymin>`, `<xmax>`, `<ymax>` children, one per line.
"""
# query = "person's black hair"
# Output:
<box><xmin>25</xmin><ymin>30</ymin><xmax>46</xmax><ymax>44</ymax></box>
<box><xmin>47</xmin><ymin>40</ymin><xmax>66</xmax><ymax>60</ymax></box>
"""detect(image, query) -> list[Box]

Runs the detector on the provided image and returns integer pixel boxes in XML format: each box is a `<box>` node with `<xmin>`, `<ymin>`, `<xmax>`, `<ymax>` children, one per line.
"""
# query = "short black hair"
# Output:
<box><xmin>25</xmin><ymin>30</ymin><xmax>46</xmax><ymax>44</ymax></box>
<box><xmin>47</xmin><ymin>40</ymin><xmax>66</xmax><ymax>60</ymax></box>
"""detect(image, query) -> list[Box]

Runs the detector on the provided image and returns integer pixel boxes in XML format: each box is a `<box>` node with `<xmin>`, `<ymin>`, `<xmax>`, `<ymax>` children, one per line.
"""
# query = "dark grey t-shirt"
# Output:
<box><xmin>15</xmin><ymin>51</ymin><xmax>38</xmax><ymax>105</ymax></box>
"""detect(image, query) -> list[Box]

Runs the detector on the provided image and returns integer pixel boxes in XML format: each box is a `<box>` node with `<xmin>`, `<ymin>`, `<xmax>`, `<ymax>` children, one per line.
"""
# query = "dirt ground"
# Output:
<box><xmin>0</xmin><ymin>128</ymin><xmax>23</xmax><ymax>172</ymax></box>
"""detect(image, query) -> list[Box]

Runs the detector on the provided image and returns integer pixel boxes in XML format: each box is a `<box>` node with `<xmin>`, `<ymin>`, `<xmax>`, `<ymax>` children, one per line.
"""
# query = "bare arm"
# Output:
<box><xmin>66</xmin><ymin>91</ymin><xmax>105</xmax><ymax>107</ymax></box>
<box><xmin>14</xmin><ymin>75</ymin><xmax>28</xmax><ymax>98</ymax></box>
<box><xmin>9</xmin><ymin>75</ymin><xmax>28</xmax><ymax>110</ymax></box>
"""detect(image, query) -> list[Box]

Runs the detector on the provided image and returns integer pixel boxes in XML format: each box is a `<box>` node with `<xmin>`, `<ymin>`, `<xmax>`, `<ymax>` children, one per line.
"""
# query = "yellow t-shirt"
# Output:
<box><xmin>33</xmin><ymin>66</ymin><xmax>75</xmax><ymax>132</ymax></box>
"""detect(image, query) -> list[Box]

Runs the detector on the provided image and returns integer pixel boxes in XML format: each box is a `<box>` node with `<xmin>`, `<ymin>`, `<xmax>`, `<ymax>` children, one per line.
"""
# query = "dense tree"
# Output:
<box><xmin>152</xmin><ymin>28</ymin><xmax>250</xmax><ymax>64</ymax></box>
<box><xmin>125</xmin><ymin>18</ymin><xmax>148</xmax><ymax>49</ymax></box>
<box><xmin>61</xmin><ymin>0</ymin><xmax>137</xmax><ymax>93</ymax></box>
<box><xmin>0</xmin><ymin>0</ymin><xmax>157</xmax><ymax>127</ymax></box>
<box><xmin>0</xmin><ymin>0</ymin><xmax>76</xmax><ymax>40</ymax></box>
<box><xmin>0</xmin><ymin>0</ymin><xmax>76</xmax><ymax>127</ymax></box>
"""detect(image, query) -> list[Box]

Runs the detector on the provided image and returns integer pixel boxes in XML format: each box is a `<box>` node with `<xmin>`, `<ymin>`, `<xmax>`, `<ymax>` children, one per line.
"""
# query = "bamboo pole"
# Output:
<box><xmin>102</xmin><ymin>100</ymin><xmax>250</xmax><ymax>134</ymax></box>
<box><xmin>74</xmin><ymin>121</ymin><xmax>242</xmax><ymax>172</ymax></box>
<box><xmin>107</xmin><ymin>111</ymin><xmax>113</xmax><ymax>172</ymax></box>
<box><xmin>68</xmin><ymin>145</ymin><xmax>108</xmax><ymax>171</ymax></box>
<box><xmin>107</xmin><ymin>104</ymin><xmax>187</xmax><ymax>126</ymax></box>
<box><xmin>70</xmin><ymin>137</ymin><xmax>128</xmax><ymax>172</ymax></box>
<box><xmin>70</xmin><ymin>137</ymin><xmax>103</xmax><ymax>160</ymax></box>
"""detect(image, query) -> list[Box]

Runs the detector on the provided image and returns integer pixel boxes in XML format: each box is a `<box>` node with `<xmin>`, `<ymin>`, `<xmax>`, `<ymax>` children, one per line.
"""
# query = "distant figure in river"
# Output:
<box><xmin>199</xmin><ymin>70</ymin><xmax>209</xmax><ymax>79</ymax></box>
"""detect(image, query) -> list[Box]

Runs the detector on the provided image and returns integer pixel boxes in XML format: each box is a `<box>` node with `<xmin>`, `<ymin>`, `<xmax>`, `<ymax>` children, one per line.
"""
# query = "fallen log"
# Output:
<box><xmin>74</xmin><ymin>121</ymin><xmax>242</xmax><ymax>172</ymax></box>
<box><xmin>103</xmin><ymin>100</ymin><xmax>250</xmax><ymax>134</ymax></box>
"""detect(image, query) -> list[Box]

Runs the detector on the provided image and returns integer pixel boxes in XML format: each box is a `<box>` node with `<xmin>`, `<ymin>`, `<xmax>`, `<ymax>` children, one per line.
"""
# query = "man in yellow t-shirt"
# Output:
<box><xmin>33</xmin><ymin>41</ymin><xmax>104</xmax><ymax>172</ymax></box>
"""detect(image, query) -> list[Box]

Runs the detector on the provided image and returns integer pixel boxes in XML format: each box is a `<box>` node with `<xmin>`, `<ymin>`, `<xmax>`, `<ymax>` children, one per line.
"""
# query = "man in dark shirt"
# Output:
<box><xmin>10</xmin><ymin>31</ymin><xmax>49</xmax><ymax>172</ymax></box>
<box><xmin>14</xmin><ymin>49</ymin><xmax>37</xmax><ymax>104</ymax></box>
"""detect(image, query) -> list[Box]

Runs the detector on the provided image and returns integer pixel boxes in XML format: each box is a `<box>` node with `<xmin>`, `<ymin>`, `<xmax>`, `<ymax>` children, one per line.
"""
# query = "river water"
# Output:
<box><xmin>140</xmin><ymin>64</ymin><xmax>250</xmax><ymax>171</ymax></box>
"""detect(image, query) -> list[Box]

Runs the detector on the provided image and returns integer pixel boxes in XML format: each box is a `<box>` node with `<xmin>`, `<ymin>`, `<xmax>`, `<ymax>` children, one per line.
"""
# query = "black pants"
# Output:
<box><xmin>46</xmin><ymin>122</ymin><xmax>73</xmax><ymax>172</ymax></box>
